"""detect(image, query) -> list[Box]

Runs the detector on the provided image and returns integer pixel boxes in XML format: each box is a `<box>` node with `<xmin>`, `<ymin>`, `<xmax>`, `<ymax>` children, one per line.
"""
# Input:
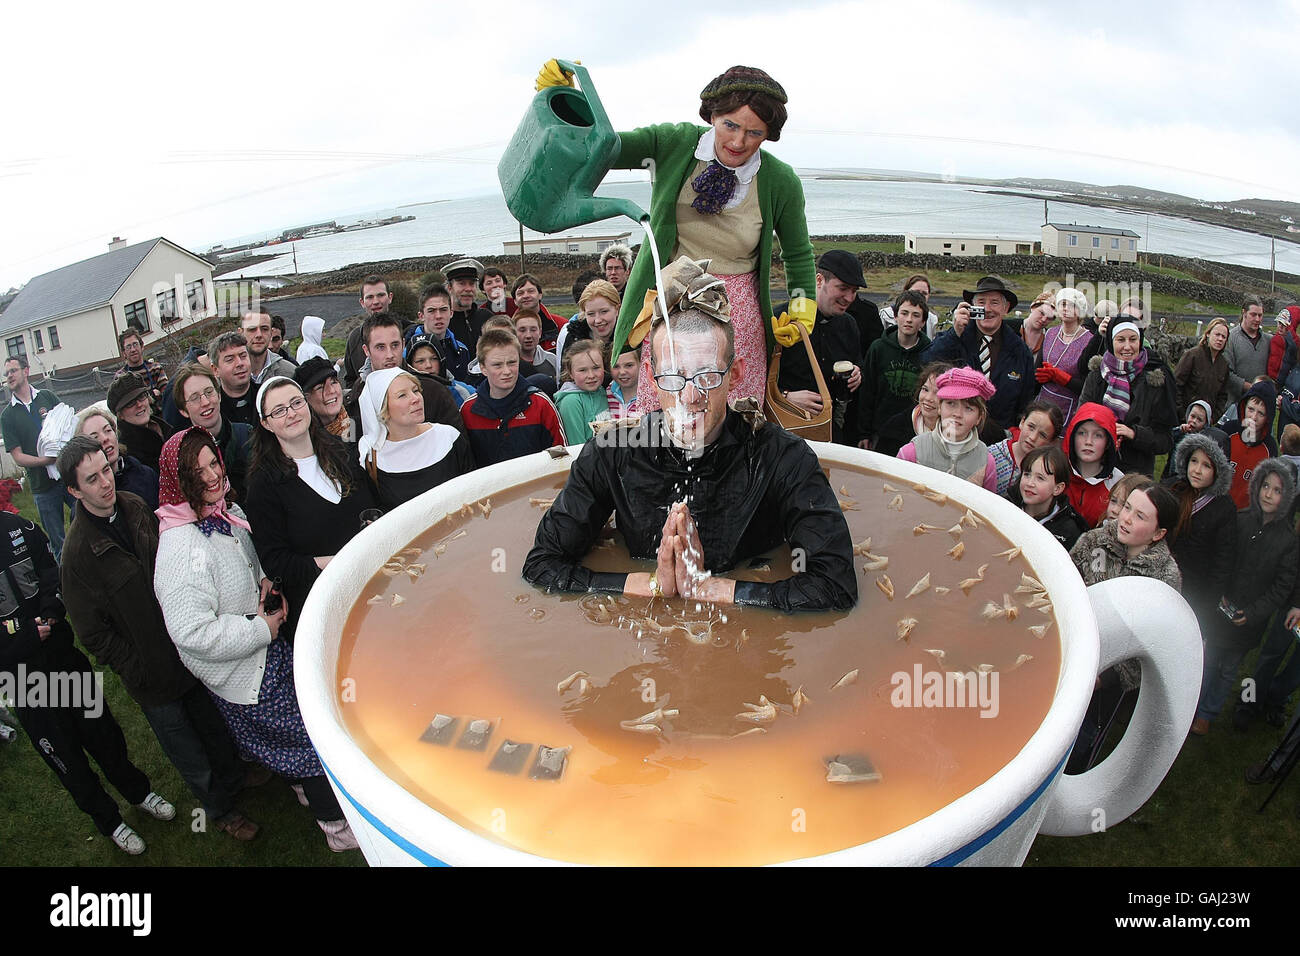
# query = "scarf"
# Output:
<box><xmin>155</xmin><ymin>426</ymin><xmax>251</xmax><ymax>537</ymax></box>
<box><xmin>326</xmin><ymin>406</ymin><xmax>352</xmax><ymax>439</ymax></box>
<box><xmin>1191</xmin><ymin>492</ymin><xmax>1215</xmax><ymax>516</ymax></box>
<box><xmin>690</xmin><ymin>161</ymin><xmax>738</xmax><ymax>215</ymax></box>
<box><xmin>1099</xmin><ymin>348</ymin><xmax>1149</xmax><ymax>421</ymax></box>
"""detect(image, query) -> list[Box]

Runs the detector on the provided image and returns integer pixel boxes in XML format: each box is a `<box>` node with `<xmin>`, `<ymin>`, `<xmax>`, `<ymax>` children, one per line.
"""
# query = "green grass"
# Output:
<box><xmin>0</xmin><ymin>486</ymin><xmax>360</xmax><ymax>866</ymax></box>
<box><xmin>811</xmin><ymin>239</ymin><xmax>905</xmax><ymax>257</ymax></box>
<box><xmin>1137</xmin><ymin>262</ymin><xmax>1202</xmax><ymax>282</ymax></box>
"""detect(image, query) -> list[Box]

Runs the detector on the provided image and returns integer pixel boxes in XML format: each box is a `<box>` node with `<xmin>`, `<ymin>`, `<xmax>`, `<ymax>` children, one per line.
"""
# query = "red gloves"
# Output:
<box><xmin>1035</xmin><ymin>362</ymin><xmax>1071</xmax><ymax>386</ymax></box>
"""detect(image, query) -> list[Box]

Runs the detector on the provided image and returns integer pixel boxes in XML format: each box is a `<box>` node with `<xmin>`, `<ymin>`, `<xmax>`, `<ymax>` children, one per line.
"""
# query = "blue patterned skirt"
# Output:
<box><xmin>210</xmin><ymin>639</ymin><xmax>324</xmax><ymax>779</ymax></box>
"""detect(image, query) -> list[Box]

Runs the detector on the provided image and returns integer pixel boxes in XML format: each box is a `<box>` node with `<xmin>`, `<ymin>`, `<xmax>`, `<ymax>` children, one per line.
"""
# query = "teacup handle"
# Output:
<box><xmin>1039</xmin><ymin>576</ymin><xmax>1202</xmax><ymax>836</ymax></box>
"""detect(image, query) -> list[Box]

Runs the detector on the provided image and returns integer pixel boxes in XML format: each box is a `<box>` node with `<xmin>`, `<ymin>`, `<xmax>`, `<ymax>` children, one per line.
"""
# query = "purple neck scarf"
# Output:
<box><xmin>691</xmin><ymin>161</ymin><xmax>738</xmax><ymax>215</ymax></box>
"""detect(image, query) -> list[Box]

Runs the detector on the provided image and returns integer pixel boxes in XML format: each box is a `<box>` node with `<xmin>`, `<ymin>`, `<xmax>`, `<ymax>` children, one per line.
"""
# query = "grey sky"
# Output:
<box><xmin>2</xmin><ymin>0</ymin><xmax>1297</xmax><ymax>290</ymax></box>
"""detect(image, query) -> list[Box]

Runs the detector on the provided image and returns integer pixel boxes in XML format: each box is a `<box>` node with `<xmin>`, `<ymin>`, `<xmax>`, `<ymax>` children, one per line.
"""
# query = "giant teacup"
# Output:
<box><xmin>295</xmin><ymin>443</ymin><xmax>1201</xmax><ymax>865</ymax></box>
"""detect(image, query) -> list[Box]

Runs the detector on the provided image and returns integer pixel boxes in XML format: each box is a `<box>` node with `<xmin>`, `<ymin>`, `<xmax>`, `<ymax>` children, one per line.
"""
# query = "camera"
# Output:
<box><xmin>969</xmin><ymin>305</ymin><xmax>986</xmax><ymax>323</ymax></box>
<box><xmin>1219</xmin><ymin>599</ymin><xmax>1240</xmax><ymax>621</ymax></box>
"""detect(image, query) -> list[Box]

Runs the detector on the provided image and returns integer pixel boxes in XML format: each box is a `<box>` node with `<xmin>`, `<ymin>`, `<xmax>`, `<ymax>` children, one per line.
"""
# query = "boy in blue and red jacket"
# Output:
<box><xmin>460</xmin><ymin>327</ymin><xmax>566</xmax><ymax>466</ymax></box>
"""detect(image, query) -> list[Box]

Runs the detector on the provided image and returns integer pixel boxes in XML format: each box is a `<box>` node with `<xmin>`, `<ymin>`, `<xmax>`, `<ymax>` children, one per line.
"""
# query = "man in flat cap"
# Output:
<box><xmin>443</xmin><ymin>258</ymin><xmax>493</xmax><ymax>352</ymax></box>
<box><xmin>922</xmin><ymin>275</ymin><xmax>1035</xmax><ymax>431</ymax></box>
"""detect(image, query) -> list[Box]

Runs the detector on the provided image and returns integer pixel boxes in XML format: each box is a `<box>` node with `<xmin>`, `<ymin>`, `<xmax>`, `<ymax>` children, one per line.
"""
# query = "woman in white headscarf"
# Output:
<box><xmin>296</xmin><ymin>315</ymin><xmax>329</xmax><ymax>364</ymax></box>
<box><xmin>358</xmin><ymin>367</ymin><xmax>474</xmax><ymax>510</ymax></box>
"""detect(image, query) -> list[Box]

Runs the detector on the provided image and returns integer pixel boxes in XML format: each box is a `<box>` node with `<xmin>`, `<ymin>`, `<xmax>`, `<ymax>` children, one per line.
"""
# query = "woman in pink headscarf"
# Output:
<box><xmin>152</xmin><ymin>427</ymin><xmax>358</xmax><ymax>852</ymax></box>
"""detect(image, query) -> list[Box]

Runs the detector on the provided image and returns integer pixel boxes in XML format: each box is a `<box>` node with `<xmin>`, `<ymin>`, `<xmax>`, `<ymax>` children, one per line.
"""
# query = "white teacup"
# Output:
<box><xmin>296</xmin><ymin>443</ymin><xmax>1202</xmax><ymax>866</ymax></box>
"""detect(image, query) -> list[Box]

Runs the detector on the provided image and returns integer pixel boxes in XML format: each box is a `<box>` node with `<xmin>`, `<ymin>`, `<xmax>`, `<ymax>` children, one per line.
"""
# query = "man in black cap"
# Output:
<box><xmin>443</xmin><ymin>258</ymin><xmax>493</xmax><ymax>352</ymax></box>
<box><xmin>922</xmin><ymin>275</ymin><xmax>1035</xmax><ymax>431</ymax></box>
<box><xmin>774</xmin><ymin>250</ymin><xmax>864</xmax><ymax>444</ymax></box>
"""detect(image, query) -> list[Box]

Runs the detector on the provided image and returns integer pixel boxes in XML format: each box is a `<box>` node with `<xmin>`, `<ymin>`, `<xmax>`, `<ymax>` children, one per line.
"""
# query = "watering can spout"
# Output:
<box><xmin>498</xmin><ymin>60</ymin><xmax>648</xmax><ymax>234</ymax></box>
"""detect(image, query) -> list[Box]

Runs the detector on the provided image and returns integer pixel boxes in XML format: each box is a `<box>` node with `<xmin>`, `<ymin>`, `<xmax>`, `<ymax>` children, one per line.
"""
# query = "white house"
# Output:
<box><xmin>0</xmin><ymin>237</ymin><xmax>217</xmax><ymax>375</ymax></box>
<box><xmin>904</xmin><ymin>234</ymin><xmax>1038</xmax><ymax>256</ymax></box>
<box><xmin>503</xmin><ymin>232</ymin><xmax>632</xmax><ymax>256</ymax></box>
<box><xmin>1041</xmin><ymin>223</ymin><xmax>1140</xmax><ymax>263</ymax></box>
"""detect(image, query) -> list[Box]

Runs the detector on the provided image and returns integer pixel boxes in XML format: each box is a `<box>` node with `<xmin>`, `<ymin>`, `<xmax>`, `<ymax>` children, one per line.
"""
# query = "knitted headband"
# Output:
<box><xmin>699</xmin><ymin>66</ymin><xmax>787</xmax><ymax>105</ymax></box>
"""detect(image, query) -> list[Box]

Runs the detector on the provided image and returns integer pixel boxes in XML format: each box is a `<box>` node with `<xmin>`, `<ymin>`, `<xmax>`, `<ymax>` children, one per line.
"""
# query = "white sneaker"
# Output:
<box><xmin>0</xmin><ymin>723</ymin><xmax>16</xmax><ymax>744</ymax></box>
<box><xmin>136</xmin><ymin>792</ymin><xmax>176</xmax><ymax>821</ymax></box>
<box><xmin>112</xmin><ymin>823</ymin><xmax>146</xmax><ymax>855</ymax></box>
<box><xmin>318</xmin><ymin>817</ymin><xmax>360</xmax><ymax>852</ymax></box>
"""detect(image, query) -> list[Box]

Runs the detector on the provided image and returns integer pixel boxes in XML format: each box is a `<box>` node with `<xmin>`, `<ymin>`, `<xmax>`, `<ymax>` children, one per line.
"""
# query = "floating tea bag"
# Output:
<box><xmin>530</xmin><ymin>745</ymin><xmax>571</xmax><ymax>781</ymax></box>
<box><xmin>825</xmin><ymin>754</ymin><xmax>883</xmax><ymax>785</ymax></box>
<box><xmin>419</xmin><ymin>714</ymin><xmax>459</xmax><ymax>746</ymax></box>
<box><xmin>456</xmin><ymin>718</ymin><xmax>495</xmax><ymax>751</ymax></box>
<box><xmin>488</xmin><ymin>739</ymin><xmax>534</xmax><ymax>775</ymax></box>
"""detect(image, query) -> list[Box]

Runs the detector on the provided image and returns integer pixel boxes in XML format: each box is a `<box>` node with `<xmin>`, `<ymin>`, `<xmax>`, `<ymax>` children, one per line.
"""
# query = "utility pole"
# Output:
<box><xmin>1043</xmin><ymin>199</ymin><xmax>1048</xmax><ymax>225</ymax></box>
<box><xmin>1272</xmin><ymin>236</ymin><xmax>1277</xmax><ymax>292</ymax></box>
<box><xmin>519</xmin><ymin>221</ymin><xmax>526</xmax><ymax>275</ymax></box>
<box><xmin>293</xmin><ymin>243</ymin><xmax>299</xmax><ymax>277</ymax></box>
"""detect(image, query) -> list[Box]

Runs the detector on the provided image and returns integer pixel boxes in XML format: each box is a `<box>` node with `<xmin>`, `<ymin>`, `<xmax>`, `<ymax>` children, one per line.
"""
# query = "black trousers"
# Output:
<box><xmin>292</xmin><ymin>774</ymin><xmax>344</xmax><ymax>823</ymax></box>
<box><xmin>141</xmin><ymin>683</ymin><xmax>244</xmax><ymax>820</ymax></box>
<box><xmin>15</xmin><ymin>696</ymin><xmax>151</xmax><ymax>837</ymax></box>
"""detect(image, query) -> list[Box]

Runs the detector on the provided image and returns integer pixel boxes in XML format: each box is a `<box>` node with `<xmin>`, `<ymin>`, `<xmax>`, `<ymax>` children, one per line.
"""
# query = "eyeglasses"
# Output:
<box><xmin>263</xmin><ymin>396</ymin><xmax>307</xmax><ymax>420</ymax></box>
<box><xmin>185</xmin><ymin>386</ymin><xmax>219</xmax><ymax>406</ymax></box>
<box><xmin>653</xmin><ymin>363</ymin><xmax>731</xmax><ymax>393</ymax></box>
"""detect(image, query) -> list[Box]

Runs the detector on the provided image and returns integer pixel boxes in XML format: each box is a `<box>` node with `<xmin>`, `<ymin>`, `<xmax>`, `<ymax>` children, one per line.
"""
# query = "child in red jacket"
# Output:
<box><xmin>1063</xmin><ymin>402</ymin><xmax>1124</xmax><ymax>527</ymax></box>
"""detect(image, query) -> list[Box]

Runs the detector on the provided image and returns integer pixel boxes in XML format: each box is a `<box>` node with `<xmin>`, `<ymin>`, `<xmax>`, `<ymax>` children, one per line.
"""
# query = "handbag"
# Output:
<box><xmin>765</xmin><ymin>321</ymin><xmax>832</xmax><ymax>442</ymax></box>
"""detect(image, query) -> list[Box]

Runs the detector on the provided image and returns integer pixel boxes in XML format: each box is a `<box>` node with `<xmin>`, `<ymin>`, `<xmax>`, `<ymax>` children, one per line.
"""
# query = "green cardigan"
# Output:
<box><xmin>609</xmin><ymin>122</ymin><xmax>815</xmax><ymax>361</ymax></box>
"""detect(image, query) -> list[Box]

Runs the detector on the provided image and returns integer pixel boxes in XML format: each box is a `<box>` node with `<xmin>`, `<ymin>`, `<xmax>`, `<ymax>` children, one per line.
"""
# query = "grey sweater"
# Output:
<box><xmin>1224</xmin><ymin>325</ymin><xmax>1272</xmax><ymax>404</ymax></box>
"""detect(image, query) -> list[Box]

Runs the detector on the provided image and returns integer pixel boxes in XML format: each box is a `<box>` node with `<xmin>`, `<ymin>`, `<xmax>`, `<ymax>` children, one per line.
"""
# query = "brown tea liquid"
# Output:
<box><xmin>337</xmin><ymin>466</ymin><xmax>1060</xmax><ymax>866</ymax></box>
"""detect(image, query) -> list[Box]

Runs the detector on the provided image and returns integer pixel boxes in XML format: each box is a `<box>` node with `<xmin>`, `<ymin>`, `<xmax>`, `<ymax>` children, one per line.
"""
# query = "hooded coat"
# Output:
<box><xmin>858</xmin><ymin>326</ymin><xmax>932</xmax><ymax>445</ymax></box>
<box><xmin>296</xmin><ymin>316</ymin><xmax>329</xmax><ymax>364</ymax></box>
<box><xmin>1063</xmin><ymin>403</ymin><xmax>1124</xmax><ymax>527</ymax></box>
<box><xmin>1163</xmin><ymin>432</ymin><xmax>1237</xmax><ymax>621</ymax></box>
<box><xmin>1223</xmin><ymin>379</ymin><xmax>1279</xmax><ymax>509</ymax></box>
<box><xmin>1070</xmin><ymin>519</ymin><xmax>1183</xmax><ymax>592</ymax></box>
<box><xmin>1079</xmin><ymin>346</ymin><xmax>1179</xmax><ymax>477</ymax></box>
<box><xmin>1209</xmin><ymin>458</ymin><xmax>1298</xmax><ymax>649</ymax></box>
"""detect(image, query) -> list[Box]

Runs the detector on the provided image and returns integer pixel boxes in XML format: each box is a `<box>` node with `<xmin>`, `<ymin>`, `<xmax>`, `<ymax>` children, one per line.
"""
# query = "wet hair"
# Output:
<box><xmin>207</xmin><ymin>331</ymin><xmax>247</xmax><ymax>366</ymax></box>
<box><xmin>177</xmin><ymin>428</ymin><xmax>233</xmax><ymax>511</ymax></box>
<box><xmin>512</xmin><ymin>273</ymin><xmax>543</xmax><ymax>297</ymax></box>
<box><xmin>362</xmin><ymin>312</ymin><xmax>402</xmax><ymax>349</ymax></box>
<box><xmin>360</xmin><ymin>274</ymin><xmax>389</xmax><ymax>296</ymax></box>
<box><xmin>476</xmin><ymin>327</ymin><xmax>521</xmax><ymax>364</ymax></box>
<box><xmin>699</xmin><ymin>89</ymin><xmax>787</xmax><ymax>141</ymax></box>
<box><xmin>480</xmin><ymin>267</ymin><xmax>508</xmax><ymax>291</ymax></box>
<box><xmin>250</xmin><ymin>381</ymin><xmax>355</xmax><ymax>497</ymax></box>
<box><xmin>893</xmin><ymin>290</ymin><xmax>929</xmax><ymax>319</ymax></box>
<box><xmin>649</xmin><ymin>309</ymin><xmax>735</xmax><ymax>372</ymax></box>
<box><xmin>560</xmin><ymin>338</ymin><xmax>607</xmax><ymax>385</ymax></box>
<box><xmin>58</xmin><ymin>435</ymin><xmax>108</xmax><ymax>492</ymax></box>
<box><xmin>1021</xmin><ymin>400</ymin><xmax>1064</xmax><ymax>441</ymax></box>
<box><xmin>118</xmin><ymin>328</ymin><xmax>144</xmax><ymax>351</ymax></box>
<box><xmin>419</xmin><ymin>283</ymin><xmax>452</xmax><ymax>312</ymax></box>
<box><xmin>913</xmin><ymin>361</ymin><xmax>954</xmax><ymax>403</ymax></box>
<box><xmin>1282</xmin><ymin>423</ymin><xmax>1300</xmax><ymax>456</ymax></box>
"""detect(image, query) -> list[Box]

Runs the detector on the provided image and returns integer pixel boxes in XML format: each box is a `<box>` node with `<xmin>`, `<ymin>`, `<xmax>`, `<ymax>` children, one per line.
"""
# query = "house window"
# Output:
<box><xmin>539</xmin><ymin>247</ymin><xmax>551</xmax><ymax>254</ymax></box>
<box><xmin>1068</xmin><ymin>235</ymin><xmax>1078</xmax><ymax>246</ymax></box>
<box><xmin>1091</xmin><ymin>236</ymin><xmax>1100</xmax><ymax>248</ymax></box>
<box><xmin>123</xmin><ymin>298</ymin><xmax>150</xmax><ymax>332</ymax></box>
<box><xmin>984</xmin><ymin>244</ymin><xmax>997</xmax><ymax>255</ymax></box>
<box><xmin>567</xmin><ymin>243</ymin><xmax>580</xmax><ymax>253</ymax></box>
<box><xmin>156</xmin><ymin>287</ymin><xmax>177</xmax><ymax>322</ymax></box>
<box><xmin>1016</xmin><ymin>244</ymin><xmax>1031</xmax><ymax>255</ymax></box>
<box><xmin>48</xmin><ymin>326</ymin><xmax>60</xmax><ymax>350</ymax></box>
<box><xmin>186</xmin><ymin>279</ymin><xmax>206</xmax><ymax>315</ymax></box>
<box><xmin>33</xmin><ymin>329</ymin><xmax>43</xmax><ymax>352</ymax></box>
<box><xmin>596</xmin><ymin>241</ymin><xmax>612</xmax><ymax>252</ymax></box>
<box><xmin>942</xmin><ymin>243</ymin><xmax>951</xmax><ymax>249</ymax></box>
<box><xmin>5</xmin><ymin>336</ymin><xmax>25</xmax><ymax>360</ymax></box>
<box><xmin>1111</xmin><ymin>238</ymin><xmax>1119</xmax><ymax>249</ymax></box>
<box><xmin>908</xmin><ymin>239</ymin><xmax>914</xmax><ymax>250</ymax></box>
<box><xmin>1128</xmin><ymin>240</ymin><xmax>1135</xmax><ymax>251</ymax></box>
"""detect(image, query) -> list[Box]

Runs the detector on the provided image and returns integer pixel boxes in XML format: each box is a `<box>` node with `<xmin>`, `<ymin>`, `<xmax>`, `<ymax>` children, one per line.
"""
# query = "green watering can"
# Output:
<box><xmin>498</xmin><ymin>60</ymin><xmax>647</xmax><ymax>234</ymax></box>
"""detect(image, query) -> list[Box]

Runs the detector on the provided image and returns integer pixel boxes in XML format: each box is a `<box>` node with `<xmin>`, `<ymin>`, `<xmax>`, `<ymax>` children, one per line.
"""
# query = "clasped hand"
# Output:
<box><xmin>653</xmin><ymin>502</ymin><xmax>734</xmax><ymax>604</ymax></box>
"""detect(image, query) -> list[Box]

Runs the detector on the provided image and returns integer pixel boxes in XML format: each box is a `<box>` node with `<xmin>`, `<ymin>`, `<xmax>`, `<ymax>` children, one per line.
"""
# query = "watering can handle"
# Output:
<box><xmin>556</xmin><ymin>60</ymin><xmax>616</xmax><ymax>137</ymax></box>
<box><xmin>1038</xmin><ymin>576</ymin><xmax>1202</xmax><ymax>836</ymax></box>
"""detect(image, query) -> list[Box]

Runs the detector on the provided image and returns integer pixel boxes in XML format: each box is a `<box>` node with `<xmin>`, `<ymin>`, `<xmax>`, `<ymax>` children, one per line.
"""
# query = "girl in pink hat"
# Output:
<box><xmin>897</xmin><ymin>366</ymin><xmax>998</xmax><ymax>491</ymax></box>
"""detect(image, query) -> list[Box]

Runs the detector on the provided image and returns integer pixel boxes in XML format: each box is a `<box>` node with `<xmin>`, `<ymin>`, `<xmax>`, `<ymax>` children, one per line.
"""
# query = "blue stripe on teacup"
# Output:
<box><xmin>322</xmin><ymin>760</ymin><xmax>450</xmax><ymax>867</ymax></box>
<box><xmin>929</xmin><ymin>753</ymin><xmax>1070</xmax><ymax>867</ymax></box>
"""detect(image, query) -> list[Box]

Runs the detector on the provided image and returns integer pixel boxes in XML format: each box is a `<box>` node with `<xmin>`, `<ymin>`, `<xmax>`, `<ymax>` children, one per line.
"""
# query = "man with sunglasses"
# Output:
<box><xmin>524</xmin><ymin>258</ymin><xmax>857</xmax><ymax>612</ymax></box>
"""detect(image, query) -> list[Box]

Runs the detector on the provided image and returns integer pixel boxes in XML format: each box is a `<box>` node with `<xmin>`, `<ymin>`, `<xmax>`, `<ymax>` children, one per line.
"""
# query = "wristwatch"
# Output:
<box><xmin>648</xmin><ymin>572</ymin><xmax>663</xmax><ymax>599</ymax></box>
